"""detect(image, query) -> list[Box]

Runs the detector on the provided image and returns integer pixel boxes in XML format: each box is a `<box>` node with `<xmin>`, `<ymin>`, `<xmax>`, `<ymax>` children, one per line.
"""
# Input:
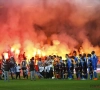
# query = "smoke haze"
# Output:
<box><xmin>0</xmin><ymin>0</ymin><xmax>100</xmax><ymax>58</ymax></box>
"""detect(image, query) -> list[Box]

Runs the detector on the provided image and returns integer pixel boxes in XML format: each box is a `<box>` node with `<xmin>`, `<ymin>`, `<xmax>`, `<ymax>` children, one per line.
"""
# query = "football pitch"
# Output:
<box><xmin>0</xmin><ymin>79</ymin><xmax>100</xmax><ymax>90</ymax></box>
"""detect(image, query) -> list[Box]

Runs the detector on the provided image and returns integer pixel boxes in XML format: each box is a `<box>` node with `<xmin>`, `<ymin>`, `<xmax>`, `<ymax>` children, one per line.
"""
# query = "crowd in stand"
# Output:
<box><xmin>0</xmin><ymin>50</ymin><xmax>99</xmax><ymax>81</ymax></box>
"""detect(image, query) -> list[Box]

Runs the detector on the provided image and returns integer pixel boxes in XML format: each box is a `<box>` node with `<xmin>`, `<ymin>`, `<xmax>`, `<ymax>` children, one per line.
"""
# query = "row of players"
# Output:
<box><xmin>38</xmin><ymin>51</ymin><xmax>98</xmax><ymax>80</ymax></box>
<box><xmin>0</xmin><ymin>51</ymin><xmax>98</xmax><ymax>80</ymax></box>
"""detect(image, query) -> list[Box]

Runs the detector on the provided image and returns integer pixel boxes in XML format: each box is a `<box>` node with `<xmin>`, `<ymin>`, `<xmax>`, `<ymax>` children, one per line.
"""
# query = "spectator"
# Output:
<box><xmin>29</xmin><ymin>57</ymin><xmax>36</xmax><ymax>81</ymax></box>
<box><xmin>4</xmin><ymin>59</ymin><xmax>10</xmax><ymax>81</ymax></box>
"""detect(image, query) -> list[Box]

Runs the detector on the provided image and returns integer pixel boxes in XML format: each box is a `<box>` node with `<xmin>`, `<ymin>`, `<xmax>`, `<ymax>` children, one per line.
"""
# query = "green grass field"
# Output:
<box><xmin>0</xmin><ymin>78</ymin><xmax>100</xmax><ymax>90</ymax></box>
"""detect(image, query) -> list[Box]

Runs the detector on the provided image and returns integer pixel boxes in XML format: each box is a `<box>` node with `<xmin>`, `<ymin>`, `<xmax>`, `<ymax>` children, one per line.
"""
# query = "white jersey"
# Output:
<box><xmin>49</xmin><ymin>64</ymin><xmax>53</xmax><ymax>71</ymax></box>
<box><xmin>16</xmin><ymin>66</ymin><xmax>21</xmax><ymax>72</ymax></box>
<box><xmin>44</xmin><ymin>66</ymin><xmax>47</xmax><ymax>72</ymax></box>
<box><xmin>47</xmin><ymin>65</ymin><xmax>50</xmax><ymax>73</ymax></box>
<box><xmin>39</xmin><ymin>66</ymin><xmax>44</xmax><ymax>72</ymax></box>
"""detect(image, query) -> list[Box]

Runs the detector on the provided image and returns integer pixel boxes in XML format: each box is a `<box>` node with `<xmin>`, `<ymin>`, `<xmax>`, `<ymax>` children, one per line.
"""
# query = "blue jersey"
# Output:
<box><xmin>91</xmin><ymin>54</ymin><xmax>98</xmax><ymax>70</ymax></box>
<box><xmin>74</xmin><ymin>56</ymin><xmax>78</xmax><ymax>62</ymax></box>
<box><xmin>79</xmin><ymin>57</ymin><xmax>83</xmax><ymax>67</ymax></box>
<box><xmin>84</xmin><ymin>57</ymin><xmax>87</xmax><ymax>62</ymax></box>
<box><xmin>87</xmin><ymin>57</ymin><xmax>92</xmax><ymax>65</ymax></box>
<box><xmin>67</xmin><ymin>58</ymin><xmax>72</xmax><ymax>69</ymax></box>
<box><xmin>87</xmin><ymin>57</ymin><xmax>93</xmax><ymax>71</ymax></box>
